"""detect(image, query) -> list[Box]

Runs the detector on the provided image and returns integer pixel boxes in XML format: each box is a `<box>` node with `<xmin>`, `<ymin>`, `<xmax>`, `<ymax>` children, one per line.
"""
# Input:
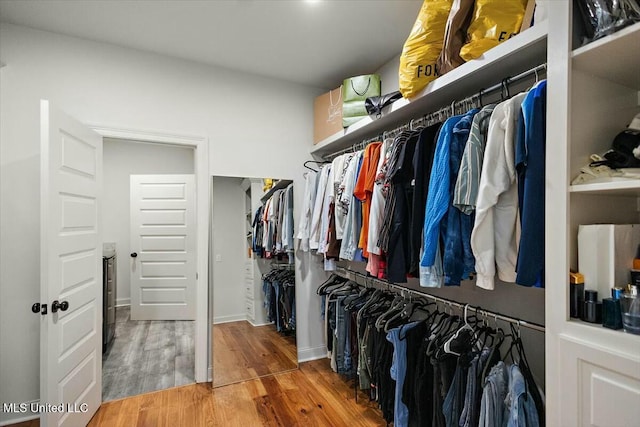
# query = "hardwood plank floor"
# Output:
<box><xmin>102</xmin><ymin>306</ymin><xmax>195</xmax><ymax>401</ymax></box>
<box><xmin>212</xmin><ymin>321</ymin><xmax>297</xmax><ymax>387</ymax></box>
<box><xmin>88</xmin><ymin>359</ymin><xmax>386</xmax><ymax>427</ymax></box>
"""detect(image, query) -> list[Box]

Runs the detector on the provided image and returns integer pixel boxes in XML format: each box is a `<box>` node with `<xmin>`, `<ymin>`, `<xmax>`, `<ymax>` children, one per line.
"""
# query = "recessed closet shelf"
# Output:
<box><xmin>566</xmin><ymin>319</ymin><xmax>640</xmax><ymax>355</ymax></box>
<box><xmin>311</xmin><ymin>21</ymin><xmax>548</xmax><ymax>158</ymax></box>
<box><xmin>572</xmin><ymin>21</ymin><xmax>640</xmax><ymax>90</ymax></box>
<box><xmin>260</xmin><ymin>179</ymin><xmax>293</xmax><ymax>203</ymax></box>
<box><xmin>569</xmin><ymin>180</ymin><xmax>640</xmax><ymax>196</ymax></box>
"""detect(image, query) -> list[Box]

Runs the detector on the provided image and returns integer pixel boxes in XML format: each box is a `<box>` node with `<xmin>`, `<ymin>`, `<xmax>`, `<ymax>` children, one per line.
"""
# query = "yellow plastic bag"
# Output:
<box><xmin>459</xmin><ymin>0</ymin><xmax>527</xmax><ymax>61</ymax></box>
<box><xmin>399</xmin><ymin>0</ymin><xmax>453</xmax><ymax>99</ymax></box>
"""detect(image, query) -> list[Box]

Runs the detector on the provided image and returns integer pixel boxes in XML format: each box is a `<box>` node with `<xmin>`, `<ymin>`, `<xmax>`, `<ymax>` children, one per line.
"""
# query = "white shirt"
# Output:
<box><xmin>309</xmin><ymin>165</ymin><xmax>331</xmax><ymax>250</ymax></box>
<box><xmin>471</xmin><ymin>93</ymin><xmax>527</xmax><ymax>290</ymax></box>
<box><xmin>367</xmin><ymin>138</ymin><xmax>391</xmax><ymax>255</ymax></box>
<box><xmin>297</xmin><ymin>171</ymin><xmax>318</xmax><ymax>252</ymax></box>
<box><xmin>335</xmin><ymin>153</ymin><xmax>354</xmax><ymax>240</ymax></box>
<box><xmin>318</xmin><ymin>158</ymin><xmax>339</xmax><ymax>254</ymax></box>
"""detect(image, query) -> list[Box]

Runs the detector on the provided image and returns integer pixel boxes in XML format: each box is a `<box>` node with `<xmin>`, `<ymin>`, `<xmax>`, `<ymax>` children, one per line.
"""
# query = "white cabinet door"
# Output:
<box><xmin>558</xmin><ymin>335</ymin><xmax>640</xmax><ymax>427</ymax></box>
<box><xmin>40</xmin><ymin>100</ymin><xmax>102</xmax><ymax>427</ymax></box>
<box><xmin>130</xmin><ymin>174</ymin><xmax>196</xmax><ymax>320</ymax></box>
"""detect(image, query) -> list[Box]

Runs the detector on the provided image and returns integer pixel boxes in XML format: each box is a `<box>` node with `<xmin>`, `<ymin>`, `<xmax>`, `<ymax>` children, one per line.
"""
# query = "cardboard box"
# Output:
<box><xmin>578</xmin><ymin>224</ymin><xmax>640</xmax><ymax>298</ymax></box>
<box><xmin>313</xmin><ymin>87</ymin><xmax>343</xmax><ymax>144</ymax></box>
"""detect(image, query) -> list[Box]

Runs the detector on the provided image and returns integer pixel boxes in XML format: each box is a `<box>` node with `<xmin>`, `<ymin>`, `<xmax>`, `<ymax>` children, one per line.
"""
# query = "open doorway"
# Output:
<box><xmin>101</xmin><ymin>138</ymin><xmax>196</xmax><ymax>401</ymax></box>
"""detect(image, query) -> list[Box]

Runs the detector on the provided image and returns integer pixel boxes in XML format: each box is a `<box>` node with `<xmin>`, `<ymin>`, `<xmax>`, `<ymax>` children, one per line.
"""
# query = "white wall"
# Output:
<box><xmin>211</xmin><ymin>176</ymin><xmax>246</xmax><ymax>323</ymax></box>
<box><xmin>0</xmin><ymin>23</ymin><xmax>325</xmax><ymax>423</ymax></box>
<box><xmin>377</xmin><ymin>54</ymin><xmax>401</xmax><ymax>94</ymax></box>
<box><xmin>103</xmin><ymin>139</ymin><xmax>195</xmax><ymax>306</ymax></box>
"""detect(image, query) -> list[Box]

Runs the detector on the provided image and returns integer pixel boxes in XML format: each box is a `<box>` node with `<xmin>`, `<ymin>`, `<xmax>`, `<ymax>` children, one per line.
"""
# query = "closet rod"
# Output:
<box><xmin>335</xmin><ymin>267</ymin><xmax>546</xmax><ymax>333</ymax></box>
<box><xmin>324</xmin><ymin>62</ymin><xmax>547</xmax><ymax>161</ymax></box>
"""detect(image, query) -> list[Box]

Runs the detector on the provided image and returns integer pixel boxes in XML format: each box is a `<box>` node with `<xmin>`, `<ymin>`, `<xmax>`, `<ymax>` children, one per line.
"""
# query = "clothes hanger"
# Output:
<box><xmin>443</xmin><ymin>304</ymin><xmax>477</xmax><ymax>356</ymax></box>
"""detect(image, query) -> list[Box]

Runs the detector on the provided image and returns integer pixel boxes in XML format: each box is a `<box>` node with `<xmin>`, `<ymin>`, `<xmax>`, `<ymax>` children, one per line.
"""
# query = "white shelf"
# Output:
<box><xmin>311</xmin><ymin>22</ymin><xmax>548</xmax><ymax>158</ymax></box>
<box><xmin>569</xmin><ymin>180</ymin><xmax>640</xmax><ymax>196</ymax></box>
<box><xmin>260</xmin><ymin>179</ymin><xmax>293</xmax><ymax>203</ymax></box>
<box><xmin>572</xmin><ymin>22</ymin><xmax>640</xmax><ymax>90</ymax></box>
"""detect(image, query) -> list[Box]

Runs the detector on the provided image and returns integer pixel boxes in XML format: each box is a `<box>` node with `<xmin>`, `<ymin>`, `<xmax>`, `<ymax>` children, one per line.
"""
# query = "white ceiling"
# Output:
<box><xmin>0</xmin><ymin>0</ymin><xmax>422</xmax><ymax>89</ymax></box>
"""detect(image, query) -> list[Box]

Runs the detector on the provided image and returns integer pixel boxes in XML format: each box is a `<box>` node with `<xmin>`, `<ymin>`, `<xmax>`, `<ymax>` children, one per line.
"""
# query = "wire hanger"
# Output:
<box><xmin>303</xmin><ymin>160</ymin><xmax>328</xmax><ymax>172</ymax></box>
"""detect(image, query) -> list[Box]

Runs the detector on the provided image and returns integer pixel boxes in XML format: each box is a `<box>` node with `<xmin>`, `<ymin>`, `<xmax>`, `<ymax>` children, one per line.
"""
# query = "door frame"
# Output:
<box><xmin>90</xmin><ymin>124</ymin><xmax>210</xmax><ymax>383</ymax></box>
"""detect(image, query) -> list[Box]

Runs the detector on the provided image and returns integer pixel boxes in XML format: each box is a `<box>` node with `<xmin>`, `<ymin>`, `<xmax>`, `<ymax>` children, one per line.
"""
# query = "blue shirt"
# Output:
<box><xmin>516</xmin><ymin>81</ymin><xmax>547</xmax><ymax>287</ymax></box>
<box><xmin>421</xmin><ymin>115</ymin><xmax>464</xmax><ymax>267</ymax></box>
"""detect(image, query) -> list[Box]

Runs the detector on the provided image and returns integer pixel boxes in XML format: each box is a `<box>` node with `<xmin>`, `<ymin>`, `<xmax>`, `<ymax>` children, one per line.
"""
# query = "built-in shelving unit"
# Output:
<box><xmin>569</xmin><ymin>180</ymin><xmax>640</xmax><ymax>196</ymax></box>
<box><xmin>572</xmin><ymin>22</ymin><xmax>640</xmax><ymax>90</ymax></box>
<box><xmin>260</xmin><ymin>179</ymin><xmax>293</xmax><ymax>203</ymax></box>
<box><xmin>310</xmin><ymin>21</ymin><xmax>548</xmax><ymax>158</ymax></box>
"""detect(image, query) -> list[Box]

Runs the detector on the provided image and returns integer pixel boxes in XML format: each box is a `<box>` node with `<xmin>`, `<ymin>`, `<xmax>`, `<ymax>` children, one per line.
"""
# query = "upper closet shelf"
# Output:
<box><xmin>311</xmin><ymin>21</ymin><xmax>548</xmax><ymax>158</ymax></box>
<box><xmin>572</xmin><ymin>21</ymin><xmax>640</xmax><ymax>90</ymax></box>
<box><xmin>569</xmin><ymin>179</ymin><xmax>640</xmax><ymax>196</ymax></box>
<box><xmin>260</xmin><ymin>179</ymin><xmax>293</xmax><ymax>203</ymax></box>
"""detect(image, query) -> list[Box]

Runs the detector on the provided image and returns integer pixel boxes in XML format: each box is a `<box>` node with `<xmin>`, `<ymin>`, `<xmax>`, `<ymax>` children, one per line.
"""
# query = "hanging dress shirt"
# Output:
<box><xmin>454</xmin><ymin>104</ymin><xmax>497</xmax><ymax>214</ymax></box>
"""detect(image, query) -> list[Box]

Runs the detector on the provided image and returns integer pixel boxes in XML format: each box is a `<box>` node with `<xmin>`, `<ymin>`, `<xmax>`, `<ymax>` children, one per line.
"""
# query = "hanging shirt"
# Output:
<box><xmin>339</xmin><ymin>151</ymin><xmax>363</xmax><ymax>261</ymax></box>
<box><xmin>386</xmin><ymin>130</ymin><xmax>420</xmax><ymax>283</ymax></box>
<box><xmin>366</xmin><ymin>138</ymin><xmax>392</xmax><ymax>276</ymax></box>
<box><xmin>282</xmin><ymin>184</ymin><xmax>295</xmax><ymax>259</ymax></box>
<box><xmin>296</xmin><ymin>171</ymin><xmax>318</xmax><ymax>252</ymax></box>
<box><xmin>318</xmin><ymin>162</ymin><xmax>336</xmax><ymax>255</ymax></box>
<box><xmin>421</xmin><ymin>114</ymin><xmax>464</xmax><ymax>268</ymax></box>
<box><xmin>454</xmin><ymin>104</ymin><xmax>497</xmax><ymax>214</ymax></box>
<box><xmin>471</xmin><ymin>92</ymin><xmax>527</xmax><ymax>290</ymax></box>
<box><xmin>309</xmin><ymin>165</ymin><xmax>331</xmax><ymax>250</ymax></box>
<box><xmin>442</xmin><ymin>108</ymin><xmax>479</xmax><ymax>286</ymax></box>
<box><xmin>515</xmin><ymin>80</ymin><xmax>547</xmax><ymax>287</ymax></box>
<box><xmin>353</xmin><ymin>142</ymin><xmax>382</xmax><ymax>259</ymax></box>
<box><xmin>334</xmin><ymin>153</ymin><xmax>354</xmax><ymax>240</ymax></box>
<box><xmin>410</xmin><ymin>123</ymin><xmax>442</xmax><ymax>277</ymax></box>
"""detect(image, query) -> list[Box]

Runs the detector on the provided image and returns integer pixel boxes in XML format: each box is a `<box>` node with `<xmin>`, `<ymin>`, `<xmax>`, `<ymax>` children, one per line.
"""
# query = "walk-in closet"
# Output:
<box><xmin>1</xmin><ymin>1</ymin><xmax>639</xmax><ymax>426</ymax></box>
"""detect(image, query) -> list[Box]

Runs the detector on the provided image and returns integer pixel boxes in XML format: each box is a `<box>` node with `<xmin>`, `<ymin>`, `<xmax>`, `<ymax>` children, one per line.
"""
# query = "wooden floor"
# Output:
<box><xmin>102</xmin><ymin>306</ymin><xmax>195</xmax><ymax>401</ymax></box>
<box><xmin>88</xmin><ymin>359</ymin><xmax>385</xmax><ymax>427</ymax></box>
<box><xmin>212</xmin><ymin>321</ymin><xmax>297</xmax><ymax>387</ymax></box>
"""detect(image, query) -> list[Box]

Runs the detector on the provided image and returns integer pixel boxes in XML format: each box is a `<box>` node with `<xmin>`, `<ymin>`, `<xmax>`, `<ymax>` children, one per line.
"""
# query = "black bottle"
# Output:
<box><xmin>583</xmin><ymin>290</ymin><xmax>602</xmax><ymax>324</ymax></box>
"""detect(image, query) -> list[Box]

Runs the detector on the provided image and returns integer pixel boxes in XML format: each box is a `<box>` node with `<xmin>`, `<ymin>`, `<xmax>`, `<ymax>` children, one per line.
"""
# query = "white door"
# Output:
<box><xmin>130</xmin><ymin>174</ymin><xmax>196</xmax><ymax>320</ymax></box>
<box><xmin>40</xmin><ymin>100</ymin><xmax>102</xmax><ymax>427</ymax></box>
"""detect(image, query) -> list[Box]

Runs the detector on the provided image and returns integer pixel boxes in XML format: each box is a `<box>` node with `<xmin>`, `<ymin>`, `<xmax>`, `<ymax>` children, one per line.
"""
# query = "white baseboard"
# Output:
<box><xmin>115</xmin><ymin>297</ymin><xmax>131</xmax><ymax>307</ymax></box>
<box><xmin>207</xmin><ymin>366</ymin><xmax>212</xmax><ymax>382</ymax></box>
<box><xmin>247</xmin><ymin>320</ymin><xmax>274</xmax><ymax>327</ymax></box>
<box><xmin>0</xmin><ymin>400</ymin><xmax>40</xmax><ymax>426</ymax></box>
<box><xmin>213</xmin><ymin>314</ymin><xmax>246</xmax><ymax>324</ymax></box>
<box><xmin>297</xmin><ymin>345</ymin><xmax>327</xmax><ymax>363</ymax></box>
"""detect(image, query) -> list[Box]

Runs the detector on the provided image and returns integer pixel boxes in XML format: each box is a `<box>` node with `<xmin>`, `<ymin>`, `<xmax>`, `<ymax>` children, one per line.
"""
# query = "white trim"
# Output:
<box><xmin>248</xmin><ymin>320</ymin><xmax>274</xmax><ymax>327</ymax></box>
<box><xmin>297</xmin><ymin>346</ymin><xmax>327</xmax><ymax>363</ymax></box>
<box><xmin>207</xmin><ymin>366</ymin><xmax>212</xmax><ymax>382</ymax></box>
<box><xmin>90</xmin><ymin>125</ymin><xmax>210</xmax><ymax>384</ymax></box>
<box><xmin>115</xmin><ymin>297</ymin><xmax>131</xmax><ymax>307</ymax></box>
<box><xmin>213</xmin><ymin>314</ymin><xmax>247</xmax><ymax>324</ymax></box>
<box><xmin>0</xmin><ymin>401</ymin><xmax>40</xmax><ymax>426</ymax></box>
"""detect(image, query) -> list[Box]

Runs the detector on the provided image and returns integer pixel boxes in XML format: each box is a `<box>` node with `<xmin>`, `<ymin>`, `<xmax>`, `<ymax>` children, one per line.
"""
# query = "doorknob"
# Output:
<box><xmin>51</xmin><ymin>300</ymin><xmax>69</xmax><ymax>313</ymax></box>
<box><xmin>131</xmin><ymin>252</ymin><xmax>138</xmax><ymax>258</ymax></box>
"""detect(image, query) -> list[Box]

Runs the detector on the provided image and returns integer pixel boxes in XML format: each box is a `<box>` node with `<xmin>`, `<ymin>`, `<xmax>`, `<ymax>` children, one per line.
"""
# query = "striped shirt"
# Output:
<box><xmin>453</xmin><ymin>104</ymin><xmax>496</xmax><ymax>214</ymax></box>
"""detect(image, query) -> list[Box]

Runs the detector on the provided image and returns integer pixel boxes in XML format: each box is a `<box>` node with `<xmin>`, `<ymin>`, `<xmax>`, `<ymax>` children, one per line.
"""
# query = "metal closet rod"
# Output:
<box><xmin>335</xmin><ymin>267</ymin><xmax>545</xmax><ymax>333</ymax></box>
<box><xmin>324</xmin><ymin>62</ymin><xmax>547</xmax><ymax>161</ymax></box>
